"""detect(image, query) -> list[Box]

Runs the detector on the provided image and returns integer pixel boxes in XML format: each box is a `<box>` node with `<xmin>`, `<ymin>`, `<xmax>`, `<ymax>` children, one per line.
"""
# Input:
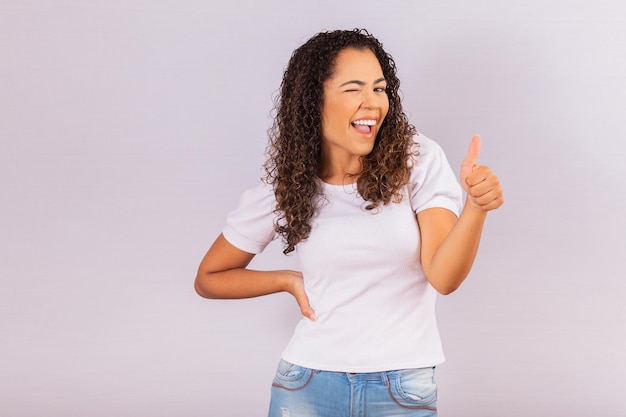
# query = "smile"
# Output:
<box><xmin>351</xmin><ymin>119</ymin><xmax>377</xmax><ymax>126</ymax></box>
<box><xmin>351</xmin><ymin>119</ymin><xmax>377</xmax><ymax>134</ymax></box>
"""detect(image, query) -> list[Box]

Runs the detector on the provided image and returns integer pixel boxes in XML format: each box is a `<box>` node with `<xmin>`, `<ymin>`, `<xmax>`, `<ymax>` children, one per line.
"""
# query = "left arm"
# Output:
<box><xmin>418</xmin><ymin>135</ymin><xmax>504</xmax><ymax>294</ymax></box>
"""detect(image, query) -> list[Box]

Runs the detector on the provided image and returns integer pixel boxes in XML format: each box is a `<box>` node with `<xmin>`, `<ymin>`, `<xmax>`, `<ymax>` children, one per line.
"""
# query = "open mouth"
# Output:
<box><xmin>351</xmin><ymin>119</ymin><xmax>377</xmax><ymax>134</ymax></box>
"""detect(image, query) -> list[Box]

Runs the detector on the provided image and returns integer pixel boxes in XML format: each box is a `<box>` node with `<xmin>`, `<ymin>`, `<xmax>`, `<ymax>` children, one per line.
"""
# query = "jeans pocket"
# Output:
<box><xmin>272</xmin><ymin>359</ymin><xmax>314</xmax><ymax>391</ymax></box>
<box><xmin>389</xmin><ymin>367</ymin><xmax>437</xmax><ymax>409</ymax></box>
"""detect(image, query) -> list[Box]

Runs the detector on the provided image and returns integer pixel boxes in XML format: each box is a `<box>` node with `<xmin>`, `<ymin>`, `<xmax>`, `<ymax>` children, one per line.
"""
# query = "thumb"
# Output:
<box><xmin>464</xmin><ymin>134</ymin><xmax>481</xmax><ymax>167</ymax></box>
<box><xmin>460</xmin><ymin>134</ymin><xmax>481</xmax><ymax>190</ymax></box>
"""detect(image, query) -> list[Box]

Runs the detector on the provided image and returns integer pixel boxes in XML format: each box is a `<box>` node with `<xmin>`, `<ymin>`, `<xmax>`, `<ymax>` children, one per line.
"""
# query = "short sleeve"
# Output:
<box><xmin>222</xmin><ymin>180</ymin><xmax>278</xmax><ymax>254</ymax></box>
<box><xmin>408</xmin><ymin>134</ymin><xmax>463</xmax><ymax>216</ymax></box>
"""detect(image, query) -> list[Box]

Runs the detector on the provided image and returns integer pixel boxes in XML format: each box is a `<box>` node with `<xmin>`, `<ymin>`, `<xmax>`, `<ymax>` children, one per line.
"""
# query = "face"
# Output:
<box><xmin>320</xmin><ymin>47</ymin><xmax>389</xmax><ymax>172</ymax></box>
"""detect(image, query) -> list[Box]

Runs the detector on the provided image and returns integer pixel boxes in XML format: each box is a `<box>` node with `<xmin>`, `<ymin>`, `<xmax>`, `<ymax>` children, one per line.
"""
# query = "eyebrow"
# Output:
<box><xmin>339</xmin><ymin>77</ymin><xmax>387</xmax><ymax>87</ymax></box>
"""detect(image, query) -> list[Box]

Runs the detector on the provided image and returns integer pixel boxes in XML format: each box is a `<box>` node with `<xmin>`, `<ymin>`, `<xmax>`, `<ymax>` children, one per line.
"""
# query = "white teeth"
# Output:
<box><xmin>352</xmin><ymin>119</ymin><xmax>377</xmax><ymax>126</ymax></box>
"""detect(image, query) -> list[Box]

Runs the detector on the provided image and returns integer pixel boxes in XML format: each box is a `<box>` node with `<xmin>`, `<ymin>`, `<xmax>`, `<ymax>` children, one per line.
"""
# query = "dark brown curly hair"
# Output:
<box><xmin>264</xmin><ymin>28</ymin><xmax>417</xmax><ymax>254</ymax></box>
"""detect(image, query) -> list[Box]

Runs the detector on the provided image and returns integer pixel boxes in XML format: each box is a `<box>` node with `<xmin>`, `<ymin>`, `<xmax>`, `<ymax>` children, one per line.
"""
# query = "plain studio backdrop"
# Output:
<box><xmin>1</xmin><ymin>1</ymin><xmax>625</xmax><ymax>416</ymax></box>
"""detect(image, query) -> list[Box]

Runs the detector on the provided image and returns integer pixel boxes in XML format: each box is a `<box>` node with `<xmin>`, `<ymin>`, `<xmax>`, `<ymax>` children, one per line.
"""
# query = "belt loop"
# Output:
<box><xmin>380</xmin><ymin>371</ymin><xmax>389</xmax><ymax>387</ymax></box>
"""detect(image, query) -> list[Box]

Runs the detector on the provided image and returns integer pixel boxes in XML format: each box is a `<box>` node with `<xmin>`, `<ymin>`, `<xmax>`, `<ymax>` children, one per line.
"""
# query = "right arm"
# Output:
<box><xmin>194</xmin><ymin>233</ymin><xmax>316</xmax><ymax>320</ymax></box>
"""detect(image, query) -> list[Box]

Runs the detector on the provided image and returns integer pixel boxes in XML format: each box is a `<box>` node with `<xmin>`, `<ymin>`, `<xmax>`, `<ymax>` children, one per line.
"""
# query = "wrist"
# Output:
<box><xmin>277</xmin><ymin>270</ymin><xmax>296</xmax><ymax>295</ymax></box>
<box><xmin>462</xmin><ymin>197</ymin><xmax>489</xmax><ymax>218</ymax></box>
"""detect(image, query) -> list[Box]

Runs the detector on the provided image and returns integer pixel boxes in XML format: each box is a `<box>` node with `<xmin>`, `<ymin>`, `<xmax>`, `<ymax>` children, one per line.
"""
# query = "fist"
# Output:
<box><xmin>460</xmin><ymin>135</ymin><xmax>504</xmax><ymax>211</ymax></box>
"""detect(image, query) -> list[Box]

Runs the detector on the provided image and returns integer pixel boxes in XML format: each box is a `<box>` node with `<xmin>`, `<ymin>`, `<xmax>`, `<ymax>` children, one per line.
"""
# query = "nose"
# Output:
<box><xmin>361</xmin><ymin>90</ymin><xmax>380</xmax><ymax>110</ymax></box>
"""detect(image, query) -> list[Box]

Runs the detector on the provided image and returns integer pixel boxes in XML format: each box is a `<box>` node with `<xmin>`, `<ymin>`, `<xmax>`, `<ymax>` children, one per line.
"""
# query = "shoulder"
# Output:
<box><xmin>408</xmin><ymin>133</ymin><xmax>453</xmax><ymax>179</ymax></box>
<box><xmin>223</xmin><ymin>179</ymin><xmax>278</xmax><ymax>254</ymax></box>
<box><xmin>237</xmin><ymin>178</ymin><xmax>275</xmax><ymax>203</ymax></box>
<box><xmin>226</xmin><ymin>178</ymin><xmax>277</xmax><ymax>227</ymax></box>
<box><xmin>410</xmin><ymin>133</ymin><xmax>447</xmax><ymax>162</ymax></box>
<box><xmin>406</xmin><ymin>132</ymin><xmax>462</xmax><ymax>214</ymax></box>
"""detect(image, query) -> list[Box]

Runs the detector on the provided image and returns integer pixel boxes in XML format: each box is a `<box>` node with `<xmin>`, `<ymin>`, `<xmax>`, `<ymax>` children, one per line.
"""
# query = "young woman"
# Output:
<box><xmin>195</xmin><ymin>28</ymin><xmax>503</xmax><ymax>416</ymax></box>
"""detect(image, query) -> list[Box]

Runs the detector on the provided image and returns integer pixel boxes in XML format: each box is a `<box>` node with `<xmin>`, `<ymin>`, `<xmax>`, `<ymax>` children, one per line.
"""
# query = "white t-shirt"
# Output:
<box><xmin>223</xmin><ymin>134</ymin><xmax>463</xmax><ymax>372</ymax></box>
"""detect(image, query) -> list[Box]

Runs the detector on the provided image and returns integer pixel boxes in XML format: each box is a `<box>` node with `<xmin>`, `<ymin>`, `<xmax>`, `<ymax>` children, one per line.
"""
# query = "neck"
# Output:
<box><xmin>318</xmin><ymin>154</ymin><xmax>362</xmax><ymax>185</ymax></box>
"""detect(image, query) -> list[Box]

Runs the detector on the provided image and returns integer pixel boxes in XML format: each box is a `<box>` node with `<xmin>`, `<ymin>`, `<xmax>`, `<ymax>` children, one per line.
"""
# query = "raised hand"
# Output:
<box><xmin>460</xmin><ymin>135</ymin><xmax>504</xmax><ymax>212</ymax></box>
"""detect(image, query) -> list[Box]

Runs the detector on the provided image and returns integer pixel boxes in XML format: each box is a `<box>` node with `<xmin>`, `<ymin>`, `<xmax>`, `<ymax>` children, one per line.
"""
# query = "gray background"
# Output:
<box><xmin>2</xmin><ymin>0</ymin><xmax>625</xmax><ymax>416</ymax></box>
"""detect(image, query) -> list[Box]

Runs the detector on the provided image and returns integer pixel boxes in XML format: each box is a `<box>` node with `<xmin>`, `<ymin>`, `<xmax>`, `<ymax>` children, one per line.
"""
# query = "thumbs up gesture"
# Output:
<box><xmin>460</xmin><ymin>135</ymin><xmax>504</xmax><ymax>211</ymax></box>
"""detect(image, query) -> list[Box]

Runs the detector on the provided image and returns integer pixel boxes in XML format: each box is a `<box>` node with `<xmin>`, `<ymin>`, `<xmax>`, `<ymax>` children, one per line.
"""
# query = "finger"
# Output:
<box><xmin>460</xmin><ymin>135</ymin><xmax>482</xmax><ymax>187</ymax></box>
<box><xmin>303</xmin><ymin>306</ymin><xmax>317</xmax><ymax>322</ymax></box>
<box><xmin>294</xmin><ymin>289</ymin><xmax>316</xmax><ymax>321</ymax></box>
<box><xmin>467</xmin><ymin>178</ymin><xmax>504</xmax><ymax>207</ymax></box>
<box><xmin>467</xmin><ymin>178</ymin><xmax>501</xmax><ymax>201</ymax></box>
<box><xmin>470</xmin><ymin>187</ymin><xmax>502</xmax><ymax>205</ymax></box>
<box><xmin>472</xmin><ymin>193</ymin><xmax>504</xmax><ymax>211</ymax></box>
<box><xmin>464</xmin><ymin>134</ymin><xmax>482</xmax><ymax>166</ymax></box>
<box><xmin>464</xmin><ymin>166</ymin><xmax>492</xmax><ymax>188</ymax></box>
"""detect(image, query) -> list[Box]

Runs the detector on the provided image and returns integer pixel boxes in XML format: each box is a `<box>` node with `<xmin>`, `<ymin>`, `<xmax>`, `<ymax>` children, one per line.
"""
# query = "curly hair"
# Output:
<box><xmin>264</xmin><ymin>28</ymin><xmax>417</xmax><ymax>254</ymax></box>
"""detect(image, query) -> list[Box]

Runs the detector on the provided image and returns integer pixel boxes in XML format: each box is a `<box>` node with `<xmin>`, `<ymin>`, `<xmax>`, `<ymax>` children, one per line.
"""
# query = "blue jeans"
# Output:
<box><xmin>268</xmin><ymin>359</ymin><xmax>438</xmax><ymax>417</ymax></box>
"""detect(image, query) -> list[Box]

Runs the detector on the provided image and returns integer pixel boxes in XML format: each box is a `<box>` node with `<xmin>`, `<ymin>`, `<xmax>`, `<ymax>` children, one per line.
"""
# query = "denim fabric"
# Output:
<box><xmin>268</xmin><ymin>359</ymin><xmax>437</xmax><ymax>417</ymax></box>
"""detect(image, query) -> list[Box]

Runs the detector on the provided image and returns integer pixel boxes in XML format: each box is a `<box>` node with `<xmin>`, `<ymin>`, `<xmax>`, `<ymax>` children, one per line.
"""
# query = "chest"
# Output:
<box><xmin>297</xmin><ymin>188</ymin><xmax>421</xmax><ymax>270</ymax></box>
